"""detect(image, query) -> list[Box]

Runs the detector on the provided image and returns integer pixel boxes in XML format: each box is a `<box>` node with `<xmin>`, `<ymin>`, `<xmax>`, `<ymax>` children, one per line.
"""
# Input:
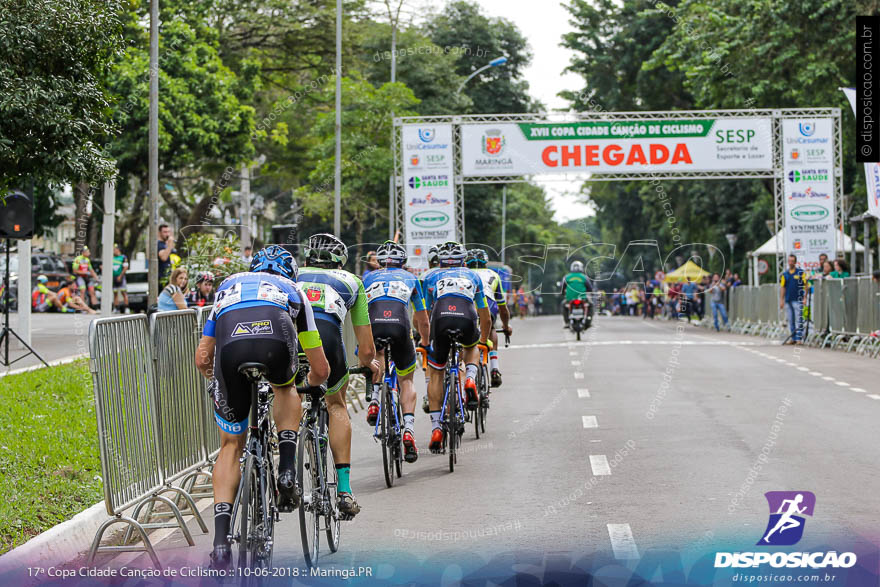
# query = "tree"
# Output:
<box><xmin>0</xmin><ymin>0</ymin><xmax>125</xmax><ymax>196</ymax></box>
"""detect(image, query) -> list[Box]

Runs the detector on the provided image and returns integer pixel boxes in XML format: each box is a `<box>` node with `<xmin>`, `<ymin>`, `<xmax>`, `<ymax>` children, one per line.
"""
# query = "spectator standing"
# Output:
<box><xmin>681</xmin><ymin>279</ymin><xmax>698</xmax><ymax>322</ymax></box>
<box><xmin>157</xmin><ymin>267</ymin><xmax>188</xmax><ymax>311</ymax></box>
<box><xmin>72</xmin><ymin>246</ymin><xmax>99</xmax><ymax>307</ymax></box>
<box><xmin>362</xmin><ymin>250</ymin><xmax>380</xmax><ymax>280</ymax></box>
<box><xmin>709</xmin><ymin>273</ymin><xmax>729</xmax><ymax>331</ymax></box>
<box><xmin>779</xmin><ymin>254</ymin><xmax>806</xmax><ymax>344</ymax></box>
<box><xmin>830</xmin><ymin>258</ymin><xmax>850</xmax><ymax>278</ymax></box>
<box><xmin>241</xmin><ymin>246</ymin><xmax>253</xmax><ymax>265</ymax></box>
<box><xmin>112</xmin><ymin>243</ymin><xmax>129</xmax><ymax>314</ymax></box>
<box><xmin>157</xmin><ymin>224</ymin><xmax>177</xmax><ymax>284</ymax></box>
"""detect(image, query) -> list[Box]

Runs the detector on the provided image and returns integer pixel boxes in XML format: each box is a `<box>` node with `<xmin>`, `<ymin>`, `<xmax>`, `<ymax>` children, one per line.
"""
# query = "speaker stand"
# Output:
<box><xmin>1</xmin><ymin>239</ymin><xmax>48</xmax><ymax>368</ymax></box>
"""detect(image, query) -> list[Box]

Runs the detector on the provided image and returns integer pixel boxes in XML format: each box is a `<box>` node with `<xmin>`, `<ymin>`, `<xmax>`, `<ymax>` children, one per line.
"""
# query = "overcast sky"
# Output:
<box><xmin>411</xmin><ymin>0</ymin><xmax>595</xmax><ymax>222</ymax></box>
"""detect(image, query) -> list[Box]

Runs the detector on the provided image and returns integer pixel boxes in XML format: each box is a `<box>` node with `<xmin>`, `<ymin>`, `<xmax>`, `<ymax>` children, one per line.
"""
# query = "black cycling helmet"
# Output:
<box><xmin>305</xmin><ymin>233</ymin><xmax>348</xmax><ymax>267</ymax></box>
<box><xmin>427</xmin><ymin>245</ymin><xmax>440</xmax><ymax>267</ymax></box>
<box><xmin>437</xmin><ymin>241</ymin><xmax>466</xmax><ymax>267</ymax></box>
<box><xmin>376</xmin><ymin>240</ymin><xmax>407</xmax><ymax>268</ymax></box>
<box><xmin>250</xmin><ymin>245</ymin><xmax>298</xmax><ymax>280</ymax></box>
<box><xmin>465</xmin><ymin>248</ymin><xmax>489</xmax><ymax>268</ymax></box>
<box><xmin>195</xmin><ymin>270</ymin><xmax>215</xmax><ymax>284</ymax></box>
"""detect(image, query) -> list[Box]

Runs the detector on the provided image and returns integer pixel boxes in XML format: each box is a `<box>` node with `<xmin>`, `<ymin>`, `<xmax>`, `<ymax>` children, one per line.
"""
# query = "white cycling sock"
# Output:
<box><xmin>489</xmin><ymin>351</ymin><xmax>499</xmax><ymax>370</ymax></box>
<box><xmin>403</xmin><ymin>413</ymin><xmax>415</xmax><ymax>432</ymax></box>
<box><xmin>465</xmin><ymin>363</ymin><xmax>478</xmax><ymax>380</ymax></box>
<box><xmin>430</xmin><ymin>411</ymin><xmax>442</xmax><ymax>430</ymax></box>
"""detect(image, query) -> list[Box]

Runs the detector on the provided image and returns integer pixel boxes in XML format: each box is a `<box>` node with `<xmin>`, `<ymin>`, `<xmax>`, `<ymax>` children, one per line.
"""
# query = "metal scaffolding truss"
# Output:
<box><xmin>394</xmin><ymin>108</ymin><xmax>843</xmax><ymax>282</ymax></box>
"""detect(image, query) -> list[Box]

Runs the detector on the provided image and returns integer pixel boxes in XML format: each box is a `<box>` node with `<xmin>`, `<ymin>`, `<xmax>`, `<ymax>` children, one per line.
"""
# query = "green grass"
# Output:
<box><xmin>0</xmin><ymin>360</ymin><xmax>102</xmax><ymax>555</ymax></box>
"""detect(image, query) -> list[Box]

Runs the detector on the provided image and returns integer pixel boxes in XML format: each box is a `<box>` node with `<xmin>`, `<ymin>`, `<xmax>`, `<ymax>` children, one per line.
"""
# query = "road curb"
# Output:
<box><xmin>0</xmin><ymin>353</ymin><xmax>87</xmax><ymax>378</ymax></box>
<box><xmin>0</xmin><ymin>500</ymin><xmax>107</xmax><ymax>572</ymax></box>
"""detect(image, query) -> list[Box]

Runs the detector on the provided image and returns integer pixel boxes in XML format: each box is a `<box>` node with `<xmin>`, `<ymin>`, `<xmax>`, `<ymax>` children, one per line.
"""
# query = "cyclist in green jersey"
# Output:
<box><xmin>296</xmin><ymin>233</ymin><xmax>381</xmax><ymax>517</ymax></box>
<box><xmin>561</xmin><ymin>261</ymin><xmax>594</xmax><ymax>328</ymax></box>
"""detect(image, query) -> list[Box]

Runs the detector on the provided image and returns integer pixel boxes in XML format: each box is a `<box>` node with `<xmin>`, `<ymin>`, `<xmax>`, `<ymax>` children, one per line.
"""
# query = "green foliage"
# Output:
<box><xmin>179</xmin><ymin>231</ymin><xmax>249</xmax><ymax>281</ymax></box>
<box><xmin>0</xmin><ymin>361</ymin><xmax>101</xmax><ymax>555</ymax></box>
<box><xmin>0</xmin><ymin>0</ymin><xmax>126</xmax><ymax>194</ymax></box>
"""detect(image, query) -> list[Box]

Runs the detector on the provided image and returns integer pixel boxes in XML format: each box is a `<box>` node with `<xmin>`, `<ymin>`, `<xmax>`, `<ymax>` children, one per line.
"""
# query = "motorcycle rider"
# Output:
<box><xmin>561</xmin><ymin>260</ymin><xmax>594</xmax><ymax>328</ymax></box>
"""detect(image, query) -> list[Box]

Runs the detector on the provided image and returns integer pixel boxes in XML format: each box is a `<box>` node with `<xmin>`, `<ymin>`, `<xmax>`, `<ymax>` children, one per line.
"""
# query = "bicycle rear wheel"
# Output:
<box><xmin>479</xmin><ymin>363</ymin><xmax>489</xmax><ymax>434</ymax></box>
<box><xmin>393</xmin><ymin>390</ymin><xmax>403</xmax><ymax>478</ymax></box>
<box><xmin>237</xmin><ymin>455</ymin><xmax>254</xmax><ymax>572</ymax></box>
<box><xmin>297</xmin><ymin>430</ymin><xmax>320</xmax><ymax>567</ymax></box>
<box><xmin>380</xmin><ymin>382</ymin><xmax>394</xmax><ymax>488</ymax></box>
<box><xmin>446</xmin><ymin>375</ymin><xmax>458</xmax><ymax>473</ymax></box>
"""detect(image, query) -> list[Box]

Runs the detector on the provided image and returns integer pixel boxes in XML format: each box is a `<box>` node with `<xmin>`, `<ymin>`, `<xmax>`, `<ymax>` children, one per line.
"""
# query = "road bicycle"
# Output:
<box><xmin>438</xmin><ymin>329</ymin><xmax>468</xmax><ymax>472</ymax></box>
<box><xmin>296</xmin><ymin>356</ymin><xmax>372</xmax><ymax>568</ymax></box>
<box><xmin>372</xmin><ymin>337</ymin><xmax>404</xmax><ymax>487</ymax></box>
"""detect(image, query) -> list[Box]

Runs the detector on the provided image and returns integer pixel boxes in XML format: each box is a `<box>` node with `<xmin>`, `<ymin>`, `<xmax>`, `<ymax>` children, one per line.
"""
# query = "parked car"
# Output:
<box><xmin>125</xmin><ymin>256</ymin><xmax>148</xmax><ymax>313</ymax></box>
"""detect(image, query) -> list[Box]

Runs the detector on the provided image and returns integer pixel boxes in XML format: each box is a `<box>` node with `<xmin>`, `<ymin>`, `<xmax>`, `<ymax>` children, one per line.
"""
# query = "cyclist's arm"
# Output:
<box><xmin>194</xmin><ymin>335</ymin><xmax>215</xmax><ymax>378</ymax></box>
<box><xmin>477</xmin><ymin>305</ymin><xmax>492</xmax><ymax>345</ymax></box>
<box><xmin>351</xmin><ymin>277</ymin><xmax>380</xmax><ymax>379</ymax></box>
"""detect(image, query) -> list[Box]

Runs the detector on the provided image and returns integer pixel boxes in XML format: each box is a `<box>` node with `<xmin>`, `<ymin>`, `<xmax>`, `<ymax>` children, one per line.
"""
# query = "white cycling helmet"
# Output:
<box><xmin>570</xmin><ymin>260</ymin><xmax>584</xmax><ymax>273</ymax></box>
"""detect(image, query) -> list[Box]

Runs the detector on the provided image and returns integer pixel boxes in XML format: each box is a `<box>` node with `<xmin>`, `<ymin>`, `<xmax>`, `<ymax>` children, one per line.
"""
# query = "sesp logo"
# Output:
<box><xmin>418</xmin><ymin>128</ymin><xmax>435</xmax><ymax>143</ymax></box>
<box><xmin>759</xmin><ymin>491</ymin><xmax>816</xmax><ymax>546</ymax></box>
<box><xmin>798</xmin><ymin>122</ymin><xmax>815</xmax><ymax>137</ymax></box>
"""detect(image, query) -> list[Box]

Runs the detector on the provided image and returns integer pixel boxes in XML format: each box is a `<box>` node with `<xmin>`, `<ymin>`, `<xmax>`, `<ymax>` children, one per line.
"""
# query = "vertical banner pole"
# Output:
<box><xmin>101</xmin><ymin>180</ymin><xmax>116</xmax><ymax>316</ymax></box>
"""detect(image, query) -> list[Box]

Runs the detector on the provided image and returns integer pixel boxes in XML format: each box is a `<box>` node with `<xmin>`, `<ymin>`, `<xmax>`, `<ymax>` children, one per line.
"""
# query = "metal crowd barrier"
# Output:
<box><xmin>197</xmin><ymin>306</ymin><xmax>221</xmax><ymax>458</ymax></box>
<box><xmin>86</xmin><ymin>315</ymin><xmax>194</xmax><ymax>569</ymax></box>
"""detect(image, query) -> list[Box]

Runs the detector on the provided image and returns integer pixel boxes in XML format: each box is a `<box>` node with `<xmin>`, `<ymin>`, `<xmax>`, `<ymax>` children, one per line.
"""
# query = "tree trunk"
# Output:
<box><xmin>354</xmin><ymin>218</ymin><xmax>364</xmax><ymax>276</ymax></box>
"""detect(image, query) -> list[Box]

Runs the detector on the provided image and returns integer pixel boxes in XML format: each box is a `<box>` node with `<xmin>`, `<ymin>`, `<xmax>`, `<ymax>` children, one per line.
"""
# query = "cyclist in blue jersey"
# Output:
<box><xmin>194</xmin><ymin>246</ymin><xmax>330</xmax><ymax>568</ymax></box>
<box><xmin>465</xmin><ymin>248</ymin><xmax>512</xmax><ymax>387</ymax></box>
<box><xmin>363</xmin><ymin>241</ymin><xmax>430</xmax><ymax>462</ymax></box>
<box><xmin>296</xmin><ymin>233</ymin><xmax>381</xmax><ymax>518</ymax></box>
<box><xmin>424</xmin><ymin>241</ymin><xmax>492</xmax><ymax>452</ymax></box>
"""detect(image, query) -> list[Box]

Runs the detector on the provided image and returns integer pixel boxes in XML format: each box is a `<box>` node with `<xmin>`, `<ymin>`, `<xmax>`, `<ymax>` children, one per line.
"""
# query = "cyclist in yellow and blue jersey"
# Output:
<box><xmin>465</xmin><ymin>248</ymin><xmax>512</xmax><ymax>387</ymax></box>
<box><xmin>296</xmin><ymin>233</ymin><xmax>381</xmax><ymax>518</ymax></box>
<box><xmin>363</xmin><ymin>240</ymin><xmax>431</xmax><ymax>462</ymax></box>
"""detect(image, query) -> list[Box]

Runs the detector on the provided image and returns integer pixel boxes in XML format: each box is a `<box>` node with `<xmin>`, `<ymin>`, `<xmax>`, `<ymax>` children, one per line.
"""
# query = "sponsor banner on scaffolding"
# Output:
<box><xmin>459</xmin><ymin>119</ymin><xmax>774</xmax><ymax>176</ymax></box>
<box><xmin>782</xmin><ymin>119</ymin><xmax>837</xmax><ymax>269</ymax></box>
<box><xmin>842</xmin><ymin>87</ymin><xmax>880</xmax><ymax>219</ymax></box>
<box><xmin>401</xmin><ymin>124</ymin><xmax>456</xmax><ymax>268</ymax></box>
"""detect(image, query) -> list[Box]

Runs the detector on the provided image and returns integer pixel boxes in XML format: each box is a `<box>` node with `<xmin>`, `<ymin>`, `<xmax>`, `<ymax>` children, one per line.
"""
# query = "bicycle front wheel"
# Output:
<box><xmin>380</xmin><ymin>382</ymin><xmax>394</xmax><ymax>488</ymax></box>
<box><xmin>237</xmin><ymin>455</ymin><xmax>254</xmax><ymax>571</ymax></box>
<box><xmin>297</xmin><ymin>430</ymin><xmax>320</xmax><ymax>567</ymax></box>
<box><xmin>324</xmin><ymin>437</ymin><xmax>341</xmax><ymax>553</ymax></box>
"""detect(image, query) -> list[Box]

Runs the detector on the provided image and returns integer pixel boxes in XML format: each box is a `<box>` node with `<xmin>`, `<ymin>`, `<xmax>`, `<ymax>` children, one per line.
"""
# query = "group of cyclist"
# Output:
<box><xmin>193</xmin><ymin>234</ymin><xmax>513</xmax><ymax>568</ymax></box>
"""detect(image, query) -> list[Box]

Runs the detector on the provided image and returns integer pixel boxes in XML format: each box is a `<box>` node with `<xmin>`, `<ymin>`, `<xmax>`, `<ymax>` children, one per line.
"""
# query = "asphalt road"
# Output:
<box><xmin>73</xmin><ymin>315</ymin><xmax>880</xmax><ymax>583</ymax></box>
<box><xmin>0</xmin><ymin>311</ymin><xmax>99</xmax><ymax>373</ymax></box>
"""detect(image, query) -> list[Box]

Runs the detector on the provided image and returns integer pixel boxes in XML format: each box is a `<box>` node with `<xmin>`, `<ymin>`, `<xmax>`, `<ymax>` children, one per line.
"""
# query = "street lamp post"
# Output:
<box><xmin>333</xmin><ymin>0</ymin><xmax>342</xmax><ymax>237</ymax></box>
<box><xmin>456</xmin><ymin>56</ymin><xmax>508</xmax><ymax>95</ymax></box>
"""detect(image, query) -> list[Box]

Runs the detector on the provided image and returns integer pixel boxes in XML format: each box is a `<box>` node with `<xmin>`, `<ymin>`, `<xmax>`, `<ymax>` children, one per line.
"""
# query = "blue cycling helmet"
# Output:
<box><xmin>465</xmin><ymin>248</ymin><xmax>488</xmax><ymax>267</ymax></box>
<box><xmin>250</xmin><ymin>245</ymin><xmax>298</xmax><ymax>280</ymax></box>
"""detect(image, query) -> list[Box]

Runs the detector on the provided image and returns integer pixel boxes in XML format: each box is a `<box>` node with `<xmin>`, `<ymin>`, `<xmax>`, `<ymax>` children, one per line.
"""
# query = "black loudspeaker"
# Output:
<box><xmin>271</xmin><ymin>224</ymin><xmax>299</xmax><ymax>257</ymax></box>
<box><xmin>0</xmin><ymin>190</ymin><xmax>34</xmax><ymax>239</ymax></box>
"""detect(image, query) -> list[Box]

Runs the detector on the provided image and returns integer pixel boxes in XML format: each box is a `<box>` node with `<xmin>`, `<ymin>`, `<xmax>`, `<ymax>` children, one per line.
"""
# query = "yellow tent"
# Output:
<box><xmin>664</xmin><ymin>260</ymin><xmax>711</xmax><ymax>283</ymax></box>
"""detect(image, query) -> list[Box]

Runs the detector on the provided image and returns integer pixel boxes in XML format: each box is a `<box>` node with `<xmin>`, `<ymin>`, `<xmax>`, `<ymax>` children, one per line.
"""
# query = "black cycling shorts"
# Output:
<box><xmin>313</xmin><ymin>317</ymin><xmax>349</xmax><ymax>395</ymax></box>
<box><xmin>212</xmin><ymin>306</ymin><xmax>298</xmax><ymax>435</ymax></box>
<box><xmin>427</xmin><ymin>297</ymin><xmax>478</xmax><ymax>370</ymax></box>
<box><xmin>369</xmin><ymin>300</ymin><xmax>417</xmax><ymax>376</ymax></box>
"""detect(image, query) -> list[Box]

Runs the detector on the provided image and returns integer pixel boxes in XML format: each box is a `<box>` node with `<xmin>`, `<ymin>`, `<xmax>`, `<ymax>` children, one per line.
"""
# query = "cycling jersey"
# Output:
<box><xmin>296</xmin><ymin>267</ymin><xmax>370</xmax><ymax>327</ymax></box>
<box><xmin>562</xmin><ymin>272</ymin><xmax>593</xmax><ymax>302</ymax></box>
<box><xmin>422</xmin><ymin>267</ymin><xmax>488</xmax><ymax>312</ymax></box>
<box><xmin>419</xmin><ymin>267</ymin><xmax>444</xmax><ymax>310</ymax></box>
<box><xmin>363</xmin><ymin>267</ymin><xmax>427</xmax><ymax>311</ymax></box>
<box><xmin>203</xmin><ymin>271</ymin><xmax>321</xmax><ymax>350</ymax></box>
<box><xmin>472</xmin><ymin>267</ymin><xmax>506</xmax><ymax>316</ymax></box>
<box><xmin>73</xmin><ymin>255</ymin><xmax>93</xmax><ymax>277</ymax></box>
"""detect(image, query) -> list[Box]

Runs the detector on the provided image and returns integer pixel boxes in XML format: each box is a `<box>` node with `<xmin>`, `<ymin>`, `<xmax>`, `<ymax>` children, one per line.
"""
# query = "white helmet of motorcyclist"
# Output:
<box><xmin>570</xmin><ymin>260</ymin><xmax>584</xmax><ymax>273</ymax></box>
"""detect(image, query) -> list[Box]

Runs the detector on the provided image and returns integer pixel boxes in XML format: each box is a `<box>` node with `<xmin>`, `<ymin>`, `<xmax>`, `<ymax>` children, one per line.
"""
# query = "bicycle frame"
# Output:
<box><xmin>439</xmin><ymin>339</ymin><xmax>467</xmax><ymax>434</ymax></box>
<box><xmin>373</xmin><ymin>350</ymin><xmax>402</xmax><ymax>440</ymax></box>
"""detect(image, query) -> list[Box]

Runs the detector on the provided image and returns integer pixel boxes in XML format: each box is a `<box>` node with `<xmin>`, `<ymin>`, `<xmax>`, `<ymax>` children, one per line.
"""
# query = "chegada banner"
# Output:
<box><xmin>781</xmin><ymin>118</ymin><xmax>837</xmax><ymax>269</ymax></box>
<box><xmin>401</xmin><ymin>124</ymin><xmax>456</xmax><ymax>268</ymax></box>
<box><xmin>460</xmin><ymin>118</ymin><xmax>774</xmax><ymax>176</ymax></box>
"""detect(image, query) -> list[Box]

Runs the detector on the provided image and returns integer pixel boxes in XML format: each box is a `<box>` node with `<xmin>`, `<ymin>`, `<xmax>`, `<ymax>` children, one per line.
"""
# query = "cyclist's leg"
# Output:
<box><xmin>427</xmin><ymin>305</ymin><xmax>452</xmax><ymax>450</ymax></box>
<box><xmin>459</xmin><ymin>307</ymin><xmax>481</xmax><ymax>408</ymax></box>
<box><xmin>316</xmin><ymin>318</ymin><xmax>360</xmax><ymax>516</ymax></box>
<box><xmin>388</xmin><ymin>326</ymin><xmax>419</xmax><ymax>461</ymax></box>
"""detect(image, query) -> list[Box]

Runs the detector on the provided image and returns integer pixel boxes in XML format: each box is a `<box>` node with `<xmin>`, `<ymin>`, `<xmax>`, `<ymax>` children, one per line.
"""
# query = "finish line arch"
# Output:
<box><xmin>393</xmin><ymin>108</ymin><xmax>842</xmax><ymax>280</ymax></box>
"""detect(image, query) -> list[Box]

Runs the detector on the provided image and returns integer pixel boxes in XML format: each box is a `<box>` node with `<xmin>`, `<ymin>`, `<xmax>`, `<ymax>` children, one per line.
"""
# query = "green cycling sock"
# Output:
<box><xmin>336</xmin><ymin>464</ymin><xmax>352</xmax><ymax>494</ymax></box>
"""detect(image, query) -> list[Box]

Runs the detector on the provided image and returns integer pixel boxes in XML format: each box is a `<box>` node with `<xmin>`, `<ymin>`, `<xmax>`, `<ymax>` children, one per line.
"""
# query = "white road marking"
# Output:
<box><xmin>835</xmin><ymin>381</ymin><xmax>850</xmax><ymax>387</ymax></box>
<box><xmin>589</xmin><ymin>455</ymin><xmax>611</xmax><ymax>476</ymax></box>
<box><xmin>809</xmin><ymin>371</ymin><xmax>822</xmax><ymax>376</ymax></box>
<box><xmin>868</xmin><ymin>394</ymin><xmax>880</xmax><ymax>401</ymax></box>
<box><xmin>577</xmin><ymin>388</ymin><xmax>591</xmax><ymax>398</ymax></box>
<box><xmin>571</xmin><ymin>360</ymin><xmax>582</xmax><ymax>366</ymax></box>
<box><xmin>851</xmin><ymin>387</ymin><xmax>867</xmax><ymax>393</ymax></box>
<box><xmin>797</xmin><ymin>367</ymin><xmax>810</xmax><ymax>371</ymax></box>
<box><xmin>607</xmin><ymin>523</ymin><xmax>640</xmax><ymax>560</ymax></box>
<box><xmin>574</xmin><ymin>372</ymin><xmax>585</xmax><ymax>379</ymax></box>
<box><xmin>569</xmin><ymin>351</ymin><xmax>578</xmax><ymax>356</ymax></box>
<box><xmin>582</xmin><ymin>415</ymin><xmax>598</xmax><ymax>428</ymax></box>
<box><xmin>822</xmin><ymin>376</ymin><xmax>835</xmax><ymax>382</ymax></box>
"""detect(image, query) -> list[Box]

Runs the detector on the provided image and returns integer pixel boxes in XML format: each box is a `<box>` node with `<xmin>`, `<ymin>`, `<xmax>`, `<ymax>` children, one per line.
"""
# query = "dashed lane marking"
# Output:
<box><xmin>577</xmin><ymin>388</ymin><xmax>591</xmax><ymax>398</ymax></box>
<box><xmin>607</xmin><ymin>523</ymin><xmax>640</xmax><ymax>560</ymax></box>
<box><xmin>574</xmin><ymin>372</ymin><xmax>585</xmax><ymax>379</ymax></box>
<box><xmin>589</xmin><ymin>455</ymin><xmax>611</xmax><ymax>476</ymax></box>
<box><xmin>508</xmin><ymin>340</ymin><xmax>761</xmax><ymax>350</ymax></box>
<box><xmin>582</xmin><ymin>415</ymin><xmax>598</xmax><ymax>428</ymax></box>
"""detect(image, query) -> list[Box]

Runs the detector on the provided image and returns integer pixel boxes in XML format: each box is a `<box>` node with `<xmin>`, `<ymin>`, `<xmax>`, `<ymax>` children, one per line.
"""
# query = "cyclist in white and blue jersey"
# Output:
<box><xmin>362</xmin><ymin>240</ymin><xmax>431</xmax><ymax>462</ymax></box>
<box><xmin>423</xmin><ymin>241</ymin><xmax>492</xmax><ymax>453</ymax></box>
<box><xmin>466</xmin><ymin>248</ymin><xmax>512</xmax><ymax>387</ymax></box>
<box><xmin>194</xmin><ymin>245</ymin><xmax>330</xmax><ymax>569</ymax></box>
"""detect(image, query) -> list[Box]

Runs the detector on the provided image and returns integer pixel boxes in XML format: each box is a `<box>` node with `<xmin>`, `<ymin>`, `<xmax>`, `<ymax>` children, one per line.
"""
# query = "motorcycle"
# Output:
<box><xmin>568</xmin><ymin>296</ymin><xmax>593</xmax><ymax>340</ymax></box>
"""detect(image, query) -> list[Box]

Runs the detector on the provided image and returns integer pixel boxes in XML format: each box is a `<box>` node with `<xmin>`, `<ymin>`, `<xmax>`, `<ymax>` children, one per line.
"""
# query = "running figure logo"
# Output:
<box><xmin>758</xmin><ymin>491</ymin><xmax>816</xmax><ymax>546</ymax></box>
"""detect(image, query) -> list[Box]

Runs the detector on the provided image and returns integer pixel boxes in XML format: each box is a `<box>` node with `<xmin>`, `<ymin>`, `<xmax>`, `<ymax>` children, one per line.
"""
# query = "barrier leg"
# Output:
<box><xmin>180</xmin><ymin>469</ymin><xmax>213</xmax><ymax>500</ymax></box>
<box><xmin>87</xmin><ymin>515</ymin><xmax>162</xmax><ymax>570</ymax></box>
<box><xmin>122</xmin><ymin>494</ymin><xmax>196</xmax><ymax>547</ymax></box>
<box><xmin>846</xmin><ymin>336</ymin><xmax>861</xmax><ymax>353</ymax></box>
<box><xmin>157</xmin><ymin>485</ymin><xmax>209</xmax><ymax>533</ymax></box>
